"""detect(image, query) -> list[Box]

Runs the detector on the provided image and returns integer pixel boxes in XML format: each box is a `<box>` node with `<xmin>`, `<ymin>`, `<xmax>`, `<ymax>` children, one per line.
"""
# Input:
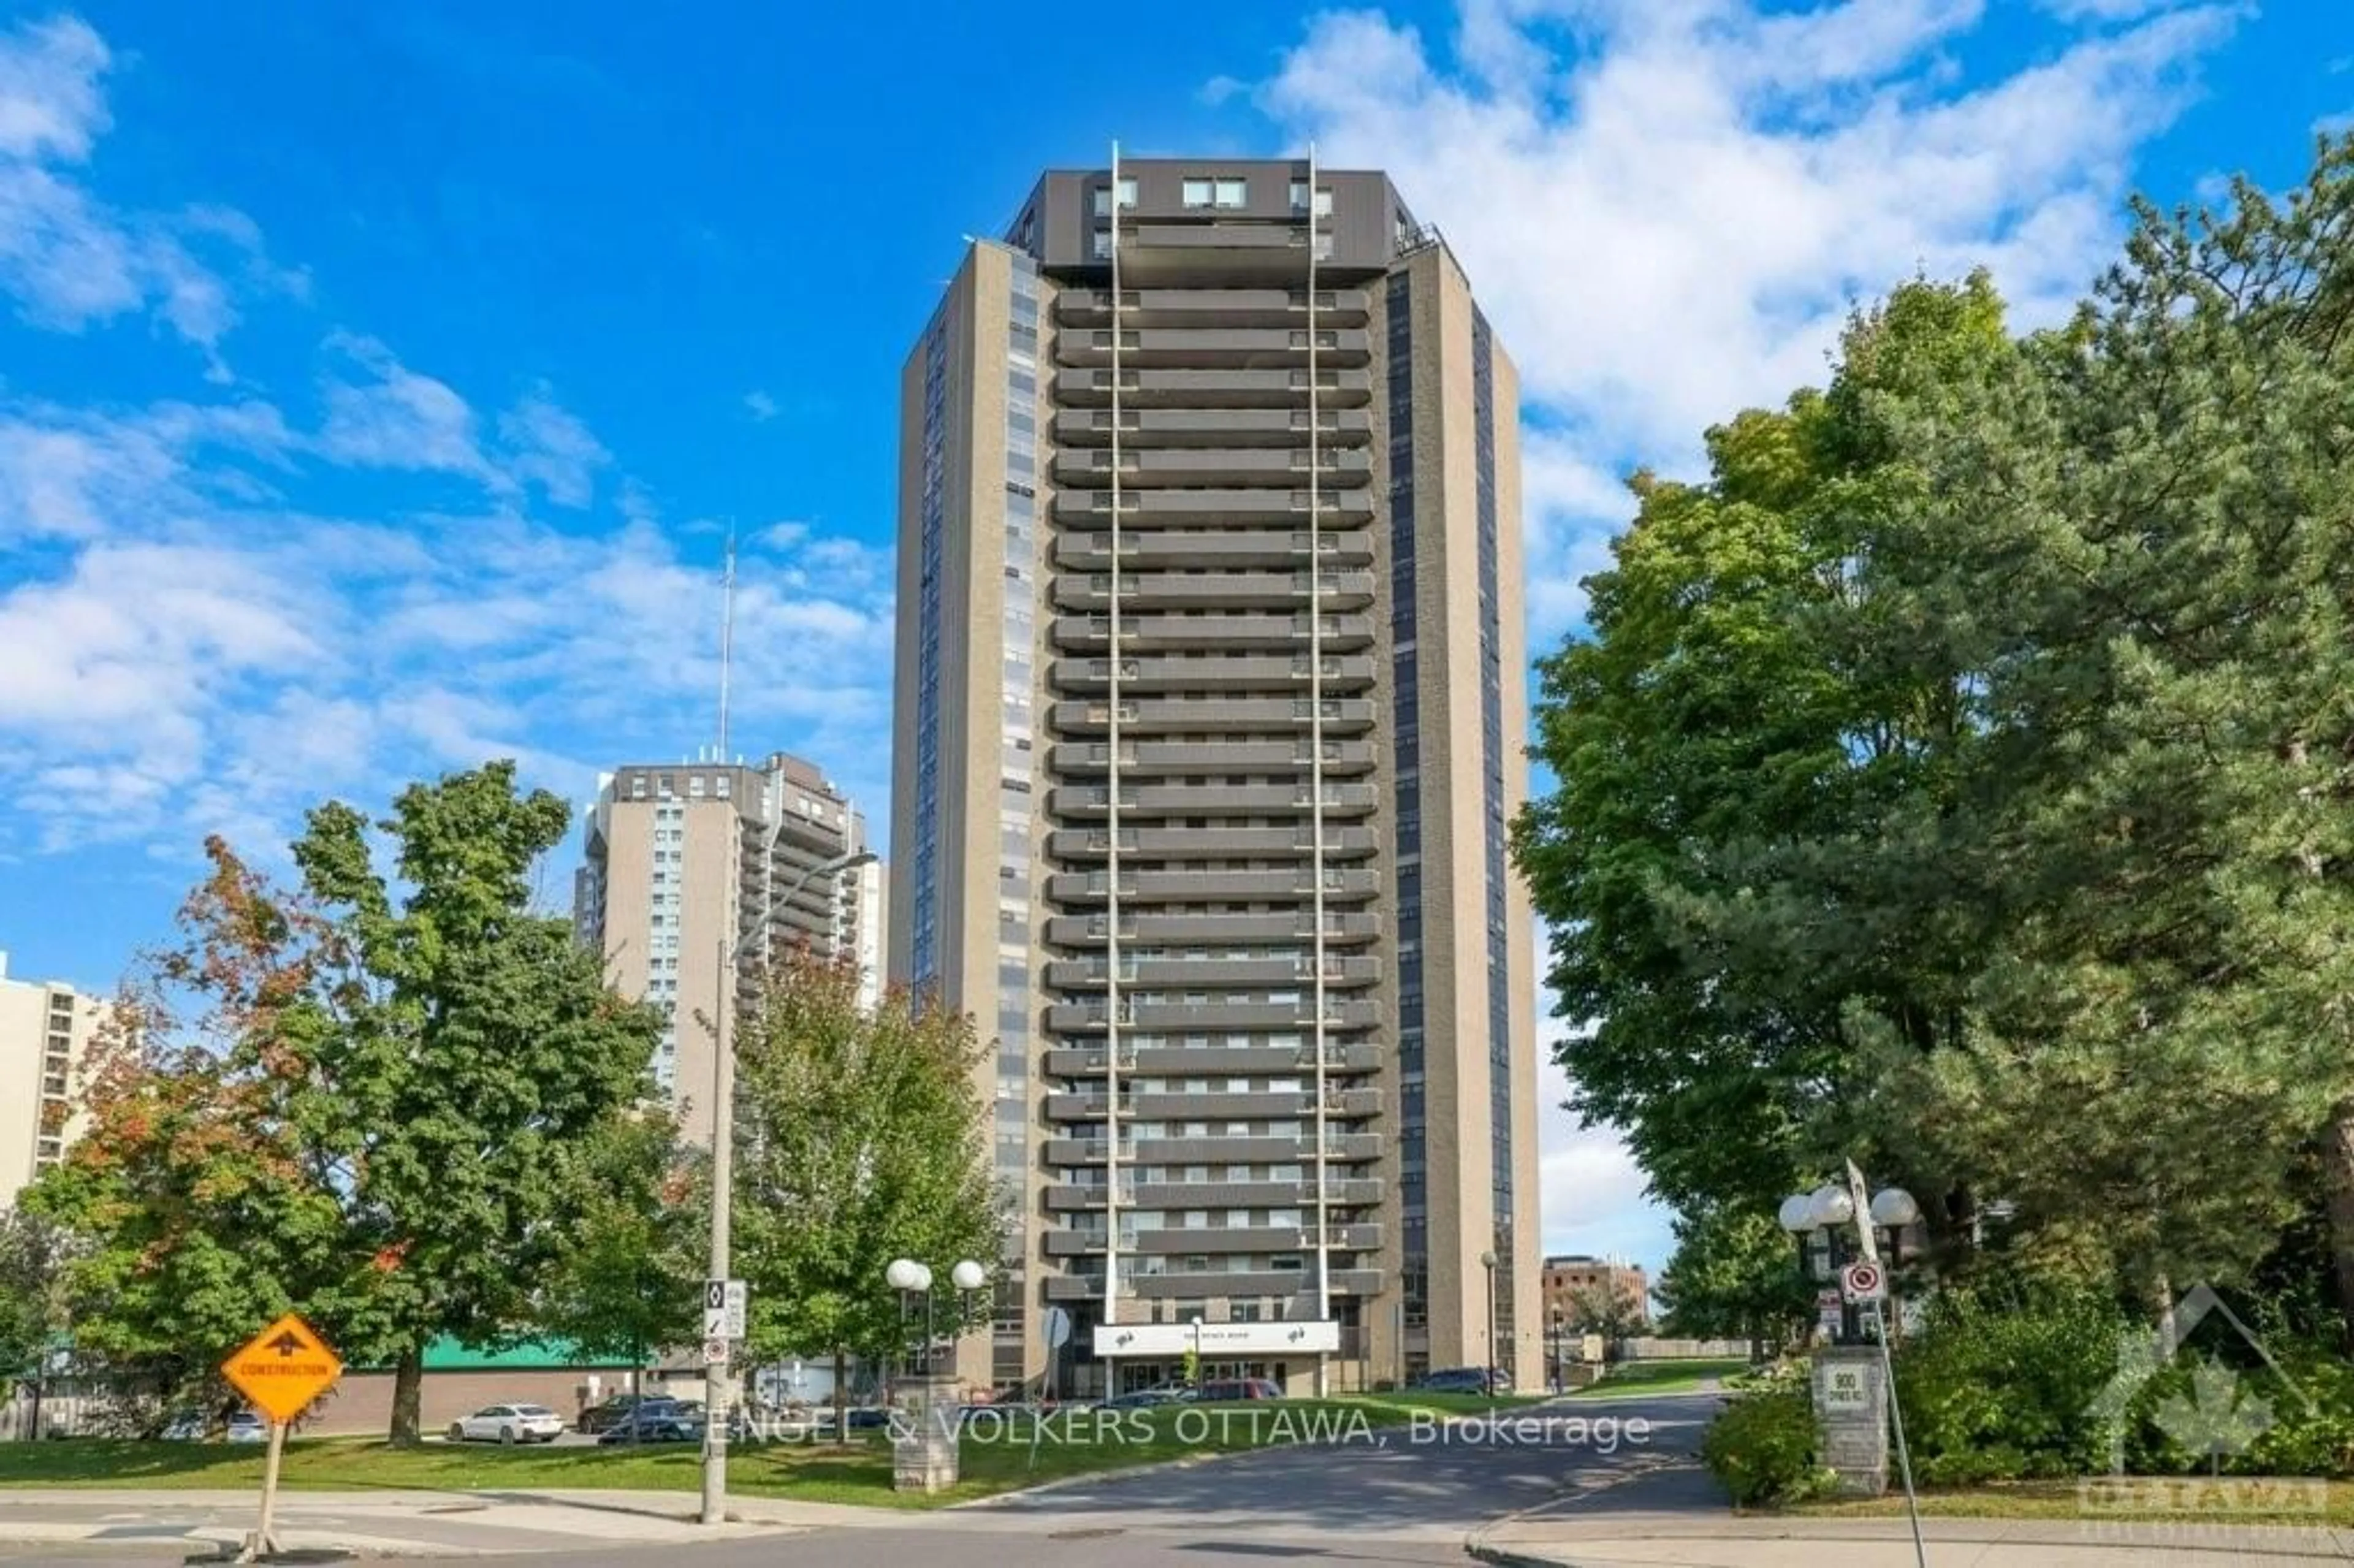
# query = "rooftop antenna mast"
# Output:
<box><xmin>717</xmin><ymin>523</ymin><xmax>737</xmax><ymax>763</ymax></box>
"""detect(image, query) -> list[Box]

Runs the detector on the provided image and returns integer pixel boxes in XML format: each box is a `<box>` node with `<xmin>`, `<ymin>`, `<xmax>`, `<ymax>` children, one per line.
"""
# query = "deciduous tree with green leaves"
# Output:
<box><xmin>290</xmin><ymin>761</ymin><xmax>663</xmax><ymax>1443</ymax></box>
<box><xmin>534</xmin><ymin>1109</ymin><xmax>704</xmax><ymax>1405</ymax></box>
<box><xmin>1651</xmin><ymin>1205</ymin><xmax>1813</xmax><ymax>1360</ymax></box>
<box><xmin>728</xmin><ymin>951</ymin><xmax>1004</xmax><ymax>1437</ymax></box>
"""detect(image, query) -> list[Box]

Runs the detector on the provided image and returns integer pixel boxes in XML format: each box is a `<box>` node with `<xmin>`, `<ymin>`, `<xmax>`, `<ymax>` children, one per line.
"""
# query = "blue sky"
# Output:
<box><xmin>0</xmin><ymin>0</ymin><xmax>2344</xmax><ymax>1278</ymax></box>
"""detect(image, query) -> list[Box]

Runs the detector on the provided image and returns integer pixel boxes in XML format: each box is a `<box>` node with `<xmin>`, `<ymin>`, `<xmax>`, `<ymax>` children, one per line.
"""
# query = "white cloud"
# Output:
<box><xmin>0</xmin><ymin>15</ymin><xmax>292</xmax><ymax>361</ymax></box>
<box><xmin>497</xmin><ymin>385</ymin><xmax>609</xmax><ymax>507</ymax></box>
<box><xmin>1260</xmin><ymin>0</ymin><xmax>2241</xmax><ymax>640</ymax></box>
<box><xmin>316</xmin><ymin>332</ymin><xmax>506</xmax><ymax>485</ymax></box>
<box><xmin>743</xmin><ymin>389</ymin><xmax>780</xmax><ymax>422</ymax></box>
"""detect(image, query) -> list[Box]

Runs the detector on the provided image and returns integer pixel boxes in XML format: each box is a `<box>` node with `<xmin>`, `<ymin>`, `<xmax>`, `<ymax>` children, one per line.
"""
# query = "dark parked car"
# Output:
<box><xmin>596</xmin><ymin>1404</ymin><xmax>704</xmax><ymax>1445</ymax></box>
<box><xmin>1409</xmin><ymin>1366</ymin><xmax>1510</xmax><ymax>1395</ymax></box>
<box><xmin>1189</xmin><ymin>1378</ymin><xmax>1283</xmax><ymax>1402</ymax></box>
<box><xmin>578</xmin><ymin>1394</ymin><xmax>696</xmax><ymax>1434</ymax></box>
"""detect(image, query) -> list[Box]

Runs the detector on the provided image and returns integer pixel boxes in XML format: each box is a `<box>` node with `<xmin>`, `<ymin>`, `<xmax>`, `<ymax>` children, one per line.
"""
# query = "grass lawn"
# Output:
<box><xmin>1796</xmin><ymin>1477</ymin><xmax>2354</xmax><ymax>1529</ymax></box>
<box><xmin>1566</xmin><ymin>1358</ymin><xmax>1749</xmax><ymax>1396</ymax></box>
<box><xmin>0</xmin><ymin>1391</ymin><xmax>1550</xmax><ymax>1508</ymax></box>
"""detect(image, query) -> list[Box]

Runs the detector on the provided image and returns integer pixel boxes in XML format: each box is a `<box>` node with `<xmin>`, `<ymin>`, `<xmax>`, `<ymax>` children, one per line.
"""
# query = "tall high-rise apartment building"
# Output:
<box><xmin>575</xmin><ymin>750</ymin><xmax>883</xmax><ymax>1145</ymax></box>
<box><xmin>890</xmin><ymin>156</ymin><xmax>1538</xmax><ymax>1396</ymax></box>
<box><xmin>0</xmin><ymin>951</ymin><xmax>105</xmax><ymax>1207</ymax></box>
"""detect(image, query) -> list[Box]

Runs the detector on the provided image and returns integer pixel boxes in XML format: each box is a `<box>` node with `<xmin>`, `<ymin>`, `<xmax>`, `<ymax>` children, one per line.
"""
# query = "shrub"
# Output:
<box><xmin>1702</xmin><ymin>1387</ymin><xmax>1832</xmax><ymax>1507</ymax></box>
<box><xmin>1892</xmin><ymin>1282</ymin><xmax>2134</xmax><ymax>1483</ymax></box>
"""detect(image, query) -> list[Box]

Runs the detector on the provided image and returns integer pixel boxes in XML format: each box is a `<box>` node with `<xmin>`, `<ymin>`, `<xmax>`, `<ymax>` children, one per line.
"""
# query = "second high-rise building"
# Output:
<box><xmin>890</xmin><ymin>155</ymin><xmax>1538</xmax><ymax>1396</ymax></box>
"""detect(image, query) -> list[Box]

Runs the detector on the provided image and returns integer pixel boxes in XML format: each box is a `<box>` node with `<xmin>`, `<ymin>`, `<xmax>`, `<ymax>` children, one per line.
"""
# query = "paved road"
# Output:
<box><xmin>0</xmin><ymin>1391</ymin><xmax>1725</xmax><ymax>1566</ymax></box>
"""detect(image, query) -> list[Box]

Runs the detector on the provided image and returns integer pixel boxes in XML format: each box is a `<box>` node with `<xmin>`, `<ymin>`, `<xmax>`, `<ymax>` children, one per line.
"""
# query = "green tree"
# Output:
<box><xmin>1511</xmin><ymin>272</ymin><xmax>2019</xmax><ymax>1225</ymax></box>
<box><xmin>22</xmin><ymin>842</ymin><xmax>381</xmax><ymax>1431</ymax></box>
<box><xmin>535</xmin><ymin>1110</ymin><xmax>704</xmax><ymax>1409</ymax></box>
<box><xmin>0</xmin><ymin>1207</ymin><xmax>74</xmax><ymax>1435</ymax></box>
<box><xmin>1558</xmin><ymin>1281</ymin><xmax>1648</xmax><ymax>1358</ymax></box>
<box><xmin>1652</xmin><ymin>1205</ymin><xmax>1813</xmax><ymax>1359</ymax></box>
<box><xmin>729</xmin><ymin>952</ymin><xmax>1004</xmax><ymax>1437</ymax></box>
<box><xmin>289</xmin><ymin>761</ymin><xmax>662</xmax><ymax>1443</ymax></box>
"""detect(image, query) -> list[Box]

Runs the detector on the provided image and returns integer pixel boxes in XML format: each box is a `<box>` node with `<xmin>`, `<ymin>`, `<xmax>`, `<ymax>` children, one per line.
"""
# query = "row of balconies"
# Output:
<box><xmin>1052</xmin><ymin>782</ymin><xmax>1381</xmax><ymax>818</ymax></box>
<box><xmin>1051</xmin><ymin>447</ymin><xmax>1373</xmax><ymax>489</ymax></box>
<box><xmin>1054</xmin><ymin>327</ymin><xmax>1373</xmax><ymax>370</ymax></box>
<box><xmin>1049</xmin><ymin>696</ymin><xmax>1377</xmax><ymax>737</ymax></box>
<box><xmin>1043</xmin><ymin>1087</ymin><xmax>1384</xmax><ymax>1122</ymax></box>
<box><xmin>1042</xmin><ymin>950</ymin><xmax>1380</xmax><ymax>989</ymax></box>
<box><xmin>1043</xmin><ymin>911</ymin><xmax>1382</xmax><ymax>948</ymax></box>
<box><xmin>1048</xmin><ymin>651</ymin><xmax>1375</xmax><ymax>693</ymax></box>
<box><xmin>1050</xmin><ymin>739</ymin><xmax>1376</xmax><ymax>777</ymax></box>
<box><xmin>1040</xmin><ymin>1042</ymin><xmax>1384</xmax><ymax>1078</ymax></box>
<box><xmin>1046</xmin><ymin>996</ymin><xmax>1383</xmax><ymax>1033</ymax></box>
<box><xmin>1053</xmin><ymin>530</ymin><xmax>1373</xmax><ymax>573</ymax></box>
<box><xmin>1051</xmin><ymin>611</ymin><xmax>1373</xmax><ymax>653</ymax></box>
<box><xmin>1053</xmin><ymin>287</ymin><xmax>1373</xmax><ymax>329</ymax></box>
<box><xmin>1043</xmin><ymin>1223</ymin><xmax>1383</xmax><ymax>1258</ymax></box>
<box><xmin>1043</xmin><ymin>1268</ymin><xmax>1384</xmax><ymax>1302</ymax></box>
<box><xmin>1045</xmin><ymin>1177</ymin><xmax>1384</xmax><ymax>1211</ymax></box>
<box><xmin>1050</xmin><ymin>569</ymin><xmax>1376</xmax><ymax>613</ymax></box>
<box><xmin>1045</xmin><ymin>868</ymin><xmax>1382</xmax><ymax>905</ymax></box>
<box><xmin>1044</xmin><ymin>1132</ymin><xmax>1385</xmax><ymax>1166</ymax></box>
<box><xmin>1057</xmin><ymin>368</ymin><xmax>1373</xmax><ymax>409</ymax></box>
<box><xmin>1054</xmin><ymin>489</ymin><xmax>1374</xmax><ymax>526</ymax></box>
<box><xmin>1044</xmin><ymin>826</ymin><xmax>1380</xmax><ymax>863</ymax></box>
<box><xmin>1053</xmin><ymin>406</ymin><xmax>1374</xmax><ymax>450</ymax></box>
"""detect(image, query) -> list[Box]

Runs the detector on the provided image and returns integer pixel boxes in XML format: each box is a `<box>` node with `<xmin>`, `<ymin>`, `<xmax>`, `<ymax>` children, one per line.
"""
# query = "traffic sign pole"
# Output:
<box><xmin>238</xmin><ymin>1419</ymin><xmax>288</xmax><ymax>1562</ymax></box>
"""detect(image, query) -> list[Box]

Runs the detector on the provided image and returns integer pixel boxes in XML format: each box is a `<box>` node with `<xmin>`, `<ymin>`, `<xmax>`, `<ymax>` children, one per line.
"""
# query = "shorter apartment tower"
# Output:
<box><xmin>0</xmin><ymin>952</ymin><xmax>105</xmax><ymax>1207</ymax></box>
<box><xmin>575</xmin><ymin>751</ymin><xmax>883</xmax><ymax>1145</ymax></box>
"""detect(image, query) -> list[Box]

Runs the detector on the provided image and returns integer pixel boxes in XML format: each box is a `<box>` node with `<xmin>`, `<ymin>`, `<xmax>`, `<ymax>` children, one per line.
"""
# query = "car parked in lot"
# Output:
<box><xmin>596</xmin><ymin>1404</ymin><xmax>703</xmax><ymax>1445</ymax></box>
<box><xmin>1188</xmin><ymin>1378</ymin><xmax>1283</xmax><ymax>1402</ymax></box>
<box><xmin>448</xmin><ymin>1403</ymin><xmax>565</xmax><ymax>1444</ymax></box>
<box><xmin>226</xmin><ymin>1412</ymin><xmax>268</xmax><ymax>1442</ymax></box>
<box><xmin>1407</xmin><ymin>1366</ymin><xmax>1510</xmax><ymax>1395</ymax></box>
<box><xmin>1102</xmin><ymin>1387</ymin><xmax>1183</xmax><ymax>1410</ymax></box>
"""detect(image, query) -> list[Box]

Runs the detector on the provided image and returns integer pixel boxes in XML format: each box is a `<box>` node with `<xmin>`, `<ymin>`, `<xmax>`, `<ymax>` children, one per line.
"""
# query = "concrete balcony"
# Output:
<box><xmin>1053</xmin><ymin>447</ymin><xmax>1373</xmax><ymax>489</ymax></box>
<box><xmin>1044</xmin><ymin>868</ymin><xmax>1382</xmax><ymax>907</ymax></box>
<box><xmin>1053</xmin><ymin>287</ymin><xmax>1372</xmax><ymax>329</ymax></box>
<box><xmin>1046</xmin><ymin>997</ymin><xmax>1384</xmax><ymax>1034</ymax></box>
<box><xmin>1043</xmin><ymin>911</ymin><xmax>1383</xmax><ymax>948</ymax></box>
<box><xmin>1054</xmin><ymin>530</ymin><xmax>1374</xmax><ymax>574</ymax></box>
<box><xmin>1054</xmin><ymin>326</ymin><xmax>1372</xmax><ymax>370</ymax></box>
<box><xmin>1046</xmin><ymin>1222</ymin><xmax>1384</xmax><ymax>1258</ymax></box>
<box><xmin>1044</xmin><ymin>1085</ymin><xmax>1384</xmax><ymax>1123</ymax></box>
<box><xmin>1048</xmin><ymin>695</ymin><xmax>1377</xmax><ymax>736</ymax></box>
<box><xmin>1054</xmin><ymin>367</ymin><xmax>1374</xmax><ymax>409</ymax></box>
<box><xmin>1053</xmin><ymin>490</ymin><xmax>1374</xmax><ymax>528</ymax></box>
<box><xmin>1121</xmin><ymin>1268</ymin><xmax>1385</xmax><ymax>1300</ymax></box>
<box><xmin>1042</xmin><ymin>1042</ymin><xmax>1385</xmax><ymax>1079</ymax></box>
<box><xmin>1049</xmin><ymin>611</ymin><xmax>1376</xmax><ymax>653</ymax></box>
<box><xmin>1046</xmin><ymin>781</ymin><xmax>1381</xmax><ymax>820</ymax></box>
<box><xmin>1043</xmin><ymin>1132</ymin><xmax>1355</xmax><ymax>1167</ymax></box>
<box><xmin>1043</xmin><ymin>1177</ymin><xmax>1385</xmax><ymax>1211</ymax></box>
<box><xmin>1054</xmin><ymin>406</ymin><xmax>1374</xmax><ymax>449</ymax></box>
<box><xmin>1049</xmin><ymin>652</ymin><xmax>1377</xmax><ymax>695</ymax></box>
<box><xmin>1045</xmin><ymin>826</ymin><xmax>1382</xmax><ymax>864</ymax></box>
<box><xmin>1051</xmin><ymin>570</ymin><xmax>1378</xmax><ymax>614</ymax></box>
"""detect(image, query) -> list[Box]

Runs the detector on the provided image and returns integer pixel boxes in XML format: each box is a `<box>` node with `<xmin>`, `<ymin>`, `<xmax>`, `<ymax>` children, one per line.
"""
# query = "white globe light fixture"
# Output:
<box><xmin>886</xmin><ymin>1258</ymin><xmax>923</xmax><ymax>1292</ymax></box>
<box><xmin>1870</xmin><ymin>1187</ymin><xmax>1921</xmax><ymax>1228</ymax></box>
<box><xmin>951</xmin><ymin>1260</ymin><xmax>988</xmax><ymax>1292</ymax></box>
<box><xmin>1778</xmin><ymin>1193</ymin><xmax>1818</xmax><ymax>1234</ymax></box>
<box><xmin>1809</xmin><ymin>1184</ymin><xmax>1854</xmax><ymax>1228</ymax></box>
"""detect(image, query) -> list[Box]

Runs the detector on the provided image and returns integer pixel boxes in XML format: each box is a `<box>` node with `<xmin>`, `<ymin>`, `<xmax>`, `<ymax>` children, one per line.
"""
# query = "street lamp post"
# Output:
<box><xmin>1479</xmin><ymin>1250</ymin><xmax>1498</xmax><ymax>1398</ymax></box>
<box><xmin>701</xmin><ymin>847</ymin><xmax>878</xmax><ymax>1527</ymax></box>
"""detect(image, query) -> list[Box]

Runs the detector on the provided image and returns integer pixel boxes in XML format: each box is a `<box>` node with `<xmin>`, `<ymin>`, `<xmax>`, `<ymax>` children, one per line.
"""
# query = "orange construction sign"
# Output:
<box><xmin>221</xmin><ymin>1314</ymin><xmax>343</xmax><ymax>1424</ymax></box>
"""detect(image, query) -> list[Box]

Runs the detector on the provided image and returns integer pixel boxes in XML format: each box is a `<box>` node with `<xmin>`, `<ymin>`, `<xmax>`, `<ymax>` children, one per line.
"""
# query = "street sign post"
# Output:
<box><xmin>221</xmin><ymin>1314</ymin><xmax>342</xmax><ymax>1563</ymax></box>
<box><xmin>1840</xmin><ymin>1260</ymin><xmax>1885</xmax><ymax>1303</ymax></box>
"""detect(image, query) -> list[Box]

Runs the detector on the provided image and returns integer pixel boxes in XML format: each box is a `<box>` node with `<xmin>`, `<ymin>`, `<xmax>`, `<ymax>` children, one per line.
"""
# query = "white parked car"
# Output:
<box><xmin>448</xmin><ymin>1403</ymin><xmax>565</xmax><ymax>1444</ymax></box>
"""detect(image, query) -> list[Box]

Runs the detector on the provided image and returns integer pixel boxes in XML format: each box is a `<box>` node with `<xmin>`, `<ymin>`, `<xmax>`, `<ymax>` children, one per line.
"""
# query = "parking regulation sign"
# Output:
<box><xmin>704</xmin><ymin>1279</ymin><xmax>747</xmax><ymax>1339</ymax></box>
<box><xmin>1840</xmin><ymin>1261</ymin><xmax>1886</xmax><ymax>1303</ymax></box>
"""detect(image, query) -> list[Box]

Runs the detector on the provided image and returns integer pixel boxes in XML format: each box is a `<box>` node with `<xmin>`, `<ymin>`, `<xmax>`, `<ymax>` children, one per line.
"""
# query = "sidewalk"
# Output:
<box><xmin>0</xmin><ymin>1486</ymin><xmax>864</xmax><ymax>1558</ymax></box>
<box><xmin>1468</xmin><ymin>1465</ymin><xmax>2354</xmax><ymax>1567</ymax></box>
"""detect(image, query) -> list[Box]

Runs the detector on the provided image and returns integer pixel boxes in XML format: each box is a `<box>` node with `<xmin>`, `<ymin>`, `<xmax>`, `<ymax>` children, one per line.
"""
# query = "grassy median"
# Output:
<box><xmin>1564</xmin><ymin>1358</ymin><xmax>1748</xmax><ymax>1398</ymax></box>
<box><xmin>0</xmin><ymin>1390</ymin><xmax>1550</xmax><ymax>1507</ymax></box>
